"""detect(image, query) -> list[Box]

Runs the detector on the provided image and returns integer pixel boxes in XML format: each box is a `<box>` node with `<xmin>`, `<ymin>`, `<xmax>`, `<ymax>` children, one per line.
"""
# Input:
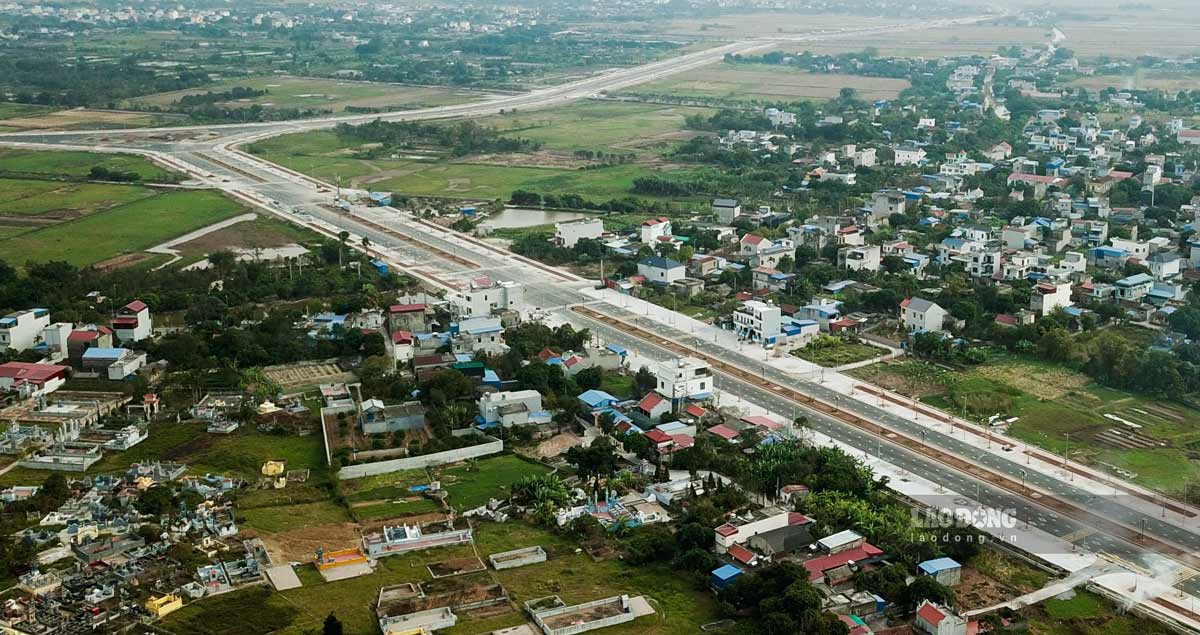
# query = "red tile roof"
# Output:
<box><xmin>838</xmin><ymin>615</ymin><xmax>870</xmax><ymax>635</ymax></box>
<box><xmin>728</xmin><ymin>544</ymin><xmax>756</xmax><ymax>565</ymax></box>
<box><xmin>715</xmin><ymin>524</ymin><xmax>739</xmax><ymax>537</ymax></box>
<box><xmin>994</xmin><ymin>314</ymin><xmax>1017</xmax><ymax>326</ymax></box>
<box><xmin>392</xmin><ymin>330</ymin><xmax>413</xmax><ymax>344</ymax></box>
<box><xmin>741</xmin><ymin>415</ymin><xmax>783</xmax><ymax>431</ymax></box>
<box><xmin>68</xmin><ymin>331</ymin><xmax>100</xmax><ymax>343</ymax></box>
<box><xmin>638</xmin><ymin>391</ymin><xmax>665</xmax><ymax>412</ymax></box>
<box><xmin>644</xmin><ymin>429</ymin><xmax>672</xmax><ymax>445</ymax></box>
<box><xmin>122</xmin><ymin>300</ymin><xmax>148</xmax><ymax>313</ymax></box>
<box><xmin>707</xmin><ymin>424</ymin><xmax>739</xmax><ymax>441</ymax></box>
<box><xmin>917</xmin><ymin>601</ymin><xmax>947</xmax><ymax>626</ymax></box>
<box><xmin>685</xmin><ymin>404</ymin><xmax>706</xmax><ymax>418</ymax></box>
<box><xmin>788</xmin><ymin>512</ymin><xmax>812</xmax><ymax>526</ymax></box>
<box><xmin>0</xmin><ymin>362</ymin><xmax>69</xmax><ymax>385</ymax></box>
<box><xmin>802</xmin><ymin>543</ymin><xmax>884</xmax><ymax>582</ymax></box>
<box><xmin>389</xmin><ymin>303</ymin><xmax>426</xmax><ymax>314</ymax></box>
<box><xmin>741</xmin><ymin>234</ymin><xmax>766</xmax><ymax>245</ymax></box>
<box><xmin>900</xmin><ymin>298</ymin><xmax>912</xmax><ymax>308</ymax></box>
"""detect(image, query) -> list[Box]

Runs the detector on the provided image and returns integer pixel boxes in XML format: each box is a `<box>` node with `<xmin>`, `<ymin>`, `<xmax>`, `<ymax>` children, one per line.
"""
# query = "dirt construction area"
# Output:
<box><xmin>428</xmin><ymin>557</ymin><xmax>486</xmax><ymax>578</ymax></box>
<box><xmin>245</xmin><ymin>522</ymin><xmax>361</xmax><ymax>564</ymax></box>
<box><xmin>542</xmin><ymin>600</ymin><xmax>625</xmax><ymax>630</ymax></box>
<box><xmin>955</xmin><ymin>565</ymin><xmax>1022</xmax><ymax>612</ymax></box>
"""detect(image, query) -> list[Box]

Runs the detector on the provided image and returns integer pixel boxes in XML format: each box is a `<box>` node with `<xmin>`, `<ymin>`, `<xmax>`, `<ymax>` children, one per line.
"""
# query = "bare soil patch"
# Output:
<box><xmin>246</xmin><ymin>521</ymin><xmax>361</xmax><ymax>564</ymax></box>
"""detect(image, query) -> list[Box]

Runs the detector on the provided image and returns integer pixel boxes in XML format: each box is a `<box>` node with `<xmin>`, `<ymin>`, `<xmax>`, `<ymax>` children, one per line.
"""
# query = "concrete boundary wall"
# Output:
<box><xmin>337</xmin><ymin>436</ymin><xmax>502</xmax><ymax>479</ymax></box>
<box><xmin>527</xmin><ymin>595</ymin><xmax>636</xmax><ymax>635</ymax></box>
<box><xmin>489</xmin><ymin>545</ymin><xmax>547</xmax><ymax>570</ymax></box>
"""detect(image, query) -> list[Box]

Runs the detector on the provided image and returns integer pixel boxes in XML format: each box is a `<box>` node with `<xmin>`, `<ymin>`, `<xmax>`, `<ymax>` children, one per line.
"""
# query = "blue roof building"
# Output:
<box><xmin>917</xmin><ymin>557</ymin><xmax>961</xmax><ymax>586</ymax></box>
<box><xmin>710</xmin><ymin>564</ymin><xmax>743</xmax><ymax>591</ymax></box>
<box><xmin>578</xmin><ymin>389</ymin><xmax>620</xmax><ymax>410</ymax></box>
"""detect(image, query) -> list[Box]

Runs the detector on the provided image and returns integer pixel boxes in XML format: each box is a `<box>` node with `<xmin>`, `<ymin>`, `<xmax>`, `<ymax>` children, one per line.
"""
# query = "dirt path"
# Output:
<box><xmin>146</xmin><ymin>212</ymin><xmax>258</xmax><ymax>269</ymax></box>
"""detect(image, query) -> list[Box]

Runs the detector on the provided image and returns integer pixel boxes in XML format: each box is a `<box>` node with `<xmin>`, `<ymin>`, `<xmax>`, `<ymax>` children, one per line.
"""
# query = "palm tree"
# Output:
<box><xmin>361</xmin><ymin>236</ymin><xmax>372</xmax><ymax>258</ymax></box>
<box><xmin>337</xmin><ymin>231</ymin><xmax>350</xmax><ymax>267</ymax></box>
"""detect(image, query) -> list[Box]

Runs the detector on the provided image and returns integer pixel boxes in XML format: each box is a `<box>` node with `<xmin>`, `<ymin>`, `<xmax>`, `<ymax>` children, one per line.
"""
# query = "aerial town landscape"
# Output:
<box><xmin>2</xmin><ymin>0</ymin><xmax>1200</xmax><ymax>634</ymax></box>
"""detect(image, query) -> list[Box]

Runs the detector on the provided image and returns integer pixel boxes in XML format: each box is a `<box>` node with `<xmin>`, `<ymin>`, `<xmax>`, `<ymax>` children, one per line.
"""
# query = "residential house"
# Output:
<box><xmin>871</xmin><ymin>189</ymin><xmax>906</xmax><ymax>218</ymax></box>
<box><xmin>1087</xmin><ymin>246</ymin><xmax>1128</xmax><ymax>270</ymax></box>
<box><xmin>361</xmin><ymin>400</ymin><xmax>426</xmax><ymax>435</ymax></box>
<box><xmin>638</xmin><ymin>256</ymin><xmax>686</xmax><ymax>285</ymax></box>
<box><xmin>554</xmin><ymin>218</ymin><xmax>604</xmax><ymax>248</ymax></box>
<box><xmin>449</xmin><ymin>277</ymin><xmax>524</xmax><ymax>319</ymax></box>
<box><xmin>1113</xmin><ymin>273</ymin><xmax>1153</xmax><ymax>302</ymax></box>
<box><xmin>640</xmin><ymin>217</ymin><xmax>673</xmax><ymax>244</ymax></box>
<box><xmin>838</xmin><ymin>245</ymin><xmax>881</xmax><ymax>272</ymax></box>
<box><xmin>733</xmin><ymin>301</ymin><xmax>782</xmax><ymax>346</ymax></box>
<box><xmin>0</xmin><ymin>361</ymin><xmax>69</xmax><ymax>397</ymax></box>
<box><xmin>67</xmin><ymin>326</ymin><xmax>114</xmax><ymax>366</ymax></box>
<box><xmin>654</xmin><ymin>357</ymin><xmax>712</xmax><ymax>403</ymax></box>
<box><xmin>1031</xmin><ymin>282</ymin><xmax>1074</xmax><ymax>316</ymax></box>
<box><xmin>714</xmin><ymin>509</ymin><xmax>810</xmax><ymax>554</ymax></box>
<box><xmin>388</xmin><ymin>304</ymin><xmax>431</xmax><ymax>333</ymax></box>
<box><xmin>1007</xmin><ymin>173</ymin><xmax>1063</xmax><ymax>199</ymax></box>
<box><xmin>1148</xmin><ymin>252</ymin><xmax>1182</xmax><ymax>281</ymax></box>
<box><xmin>478</xmin><ymin>390</ymin><xmax>548</xmax><ymax>428</ymax></box>
<box><xmin>0</xmin><ymin>308</ymin><xmax>51</xmax><ymax>352</ymax></box>
<box><xmin>914</xmin><ymin>601</ymin><xmax>968</xmax><ymax>635</ymax></box>
<box><xmin>901</xmin><ymin>298</ymin><xmax>949</xmax><ymax>333</ymax></box>
<box><xmin>796</xmin><ymin>299</ymin><xmax>843</xmax><ymax>332</ymax></box>
<box><xmin>751</xmin><ymin>267</ymin><xmax>793</xmax><ymax>293</ymax></box>
<box><xmin>712</xmin><ymin>198</ymin><xmax>741</xmax><ymax>224</ymax></box>
<box><xmin>637</xmin><ymin>392</ymin><xmax>671</xmax><ymax>422</ymax></box>
<box><xmin>112</xmin><ymin>301</ymin><xmax>152</xmax><ymax>343</ymax></box>
<box><xmin>892</xmin><ymin>143</ymin><xmax>927</xmax><ymax>166</ymax></box>
<box><xmin>81</xmin><ymin>348</ymin><xmax>147</xmax><ymax>380</ymax></box>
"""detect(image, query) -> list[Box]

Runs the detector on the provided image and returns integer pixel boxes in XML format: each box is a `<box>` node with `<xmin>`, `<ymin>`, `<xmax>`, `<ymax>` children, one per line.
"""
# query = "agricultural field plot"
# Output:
<box><xmin>627</xmin><ymin>63</ymin><xmax>911</xmax><ymax>102</ymax></box>
<box><xmin>127</xmin><ymin>76</ymin><xmax>482</xmax><ymax>114</ymax></box>
<box><xmin>0</xmin><ymin>147</ymin><xmax>176</xmax><ymax>182</ymax></box>
<box><xmin>613</xmin><ymin>12</ymin><xmax>893</xmax><ymax>40</ymax></box>
<box><xmin>0</xmin><ymin>108</ymin><xmax>178</xmax><ymax>130</ymax></box>
<box><xmin>0</xmin><ymin>102</ymin><xmax>51</xmax><ymax>120</ymax></box>
<box><xmin>0</xmin><ymin>178</ymin><xmax>155</xmax><ymax>219</ymax></box>
<box><xmin>848</xmin><ymin>356</ymin><xmax>1200</xmax><ymax>494</ymax></box>
<box><xmin>0</xmin><ymin>188</ymin><xmax>247</xmax><ymax>267</ymax></box>
<box><xmin>434</xmin><ymin>454</ymin><xmax>551</xmax><ymax>512</ymax></box>
<box><xmin>1069</xmin><ymin>69</ymin><xmax>1200</xmax><ymax>93</ymax></box>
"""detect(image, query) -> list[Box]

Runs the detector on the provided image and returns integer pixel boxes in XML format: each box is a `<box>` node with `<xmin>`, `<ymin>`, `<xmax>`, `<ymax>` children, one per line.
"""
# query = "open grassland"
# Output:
<box><xmin>477</xmin><ymin>101</ymin><xmax>713</xmax><ymax>153</ymax></box>
<box><xmin>127</xmin><ymin>76</ymin><xmax>482</xmax><ymax>113</ymax></box>
<box><xmin>849</xmin><ymin>349</ymin><xmax>1200</xmax><ymax>495</ymax></box>
<box><xmin>1030</xmin><ymin>588</ymin><xmax>1176</xmax><ymax>635</ymax></box>
<box><xmin>365</xmin><ymin>161</ymin><xmax>703</xmax><ymax>201</ymax></box>
<box><xmin>791</xmin><ymin>336</ymin><xmax>889</xmax><ymax>367</ymax></box>
<box><xmin>434</xmin><ymin>454</ymin><xmax>552</xmax><ymax>511</ymax></box>
<box><xmin>628</xmin><ymin>63</ymin><xmax>910</xmax><ymax>102</ymax></box>
<box><xmin>166</xmin><ymin>520</ymin><xmax>717</xmax><ymax>635</ymax></box>
<box><xmin>0</xmin><ymin>189</ymin><xmax>247</xmax><ymax>267</ymax></box>
<box><xmin>246</xmin><ymin>100</ymin><xmax>711</xmax><ymax>201</ymax></box>
<box><xmin>0</xmin><ymin>147</ymin><xmax>175</xmax><ymax>182</ymax></box>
